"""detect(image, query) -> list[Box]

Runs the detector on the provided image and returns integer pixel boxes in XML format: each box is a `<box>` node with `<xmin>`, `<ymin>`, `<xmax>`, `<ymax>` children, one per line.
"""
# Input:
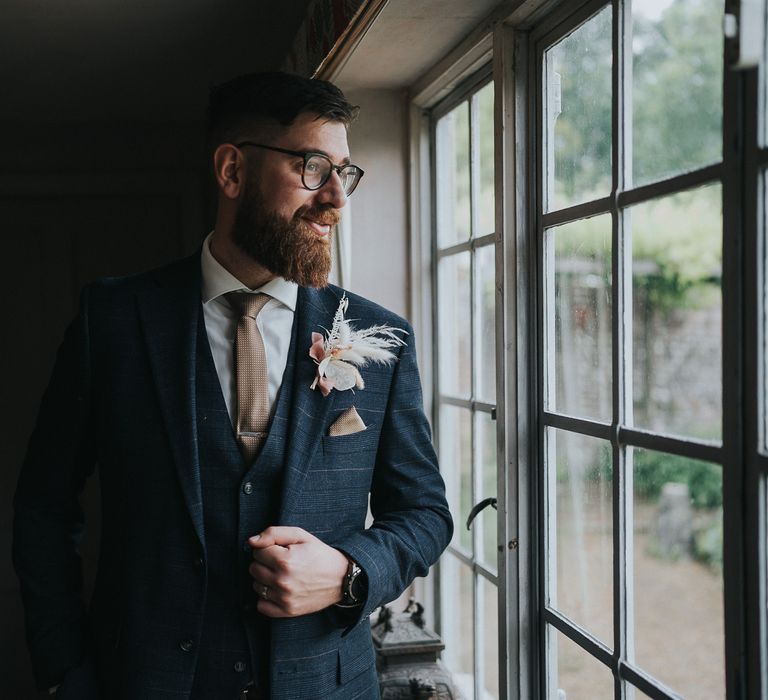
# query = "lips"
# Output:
<box><xmin>299</xmin><ymin>207</ymin><xmax>340</xmax><ymax>237</ymax></box>
<box><xmin>302</xmin><ymin>218</ymin><xmax>333</xmax><ymax>236</ymax></box>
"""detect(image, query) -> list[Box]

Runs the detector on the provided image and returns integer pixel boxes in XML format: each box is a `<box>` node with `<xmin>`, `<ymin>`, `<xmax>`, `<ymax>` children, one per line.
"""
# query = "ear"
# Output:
<box><xmin>213</xmin><ymin>144</ymin><xmax>244</xmax><ymax>200</ymax></box>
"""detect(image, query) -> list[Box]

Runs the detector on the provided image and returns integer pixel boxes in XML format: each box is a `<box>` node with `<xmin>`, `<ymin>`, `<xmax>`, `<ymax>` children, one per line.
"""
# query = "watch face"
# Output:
<box><xmin>351</xmin><ymin>567</ymin><xmax>367</xmax><ymax>601</ymax></box>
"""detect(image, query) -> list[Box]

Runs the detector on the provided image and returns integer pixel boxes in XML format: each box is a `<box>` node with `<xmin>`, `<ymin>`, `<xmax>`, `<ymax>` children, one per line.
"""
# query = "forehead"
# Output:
<box><xmin>279</xmin><ymin>113</ymin><xmax>350</xmax><ymax>162</ymax></box>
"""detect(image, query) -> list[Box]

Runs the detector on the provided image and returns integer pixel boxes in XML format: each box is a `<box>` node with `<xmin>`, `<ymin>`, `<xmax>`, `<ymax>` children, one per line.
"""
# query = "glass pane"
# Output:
<box><xmin>633</xmin><ymin>448</ymin><xmax>724</xmax><ymax>699</ymax></box>
<box><xmin>477</xmin><ymin>411</ymin><xmax>497</xmax><ymax>569</ymax></box>
<box><xmin>438</xmin><ymin>252</ymin><xmax>472</xmax><ymax>399</ymax></box>
<box><xmin>476</xmin><ymin>82</ymin><xmax>495</xmax><ymax>236</ymax></box>
<box><xmin>547</xmin><ymin>626</ymin><xmax>615</xmax><ymax>699</ymax></box>
<box><xmin>545</xmin><ymin>214</ymin><xmax>613</xmax><ymax>420</ymax></box>
<box><xmin>476</xmin><ymin>243</ymin><xmax>496</xmax><ymax>403</ymax></box>
<box><xmin>441</xmin><ymin>554</ymin><xmax>475</xmax><ymax>697</ymax></box>
<box><xmin>548</xmin><ymin>429</ymin><xmax>613</xmax><ymax>645</ymax></box>
<box><xmin>479</xmin><ymin>576</ymin><xmax>499</xmax><ymax>698</ymax></box>
<box><xmin>440</xmin><ymin>404</ymin><xmax>472</xmax><ymax>551</ymax></box>
<box><xmin>631</xmin><ymin>183</ymin><xmax>722</xmax><ymax>440</ymax></box>
<box><xmin>436</xmin><ymin>101</ymin><xmax>471</xmax><ymax>247</ymax></box>
<box><xmin>632</xmin><ymin>0</ymin><xmax>723</xmax><ymax>186</ymax></box>
<box><xmin>544</xmin><ymin>6</ymin><xmax>612</xmax><ymax>212</ymax></box>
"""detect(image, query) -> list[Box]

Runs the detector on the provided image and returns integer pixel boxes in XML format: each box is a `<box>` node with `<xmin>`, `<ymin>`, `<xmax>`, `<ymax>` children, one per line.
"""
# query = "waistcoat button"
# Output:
<box><xmin>243</xmin><ymin>482</ymin><xmax>254</xmax><ymax>495</ymax></box>
<box><xmin>179</xmin><ymin>638</ymin><xmax>195</xmax><ymax>652</ymax></box>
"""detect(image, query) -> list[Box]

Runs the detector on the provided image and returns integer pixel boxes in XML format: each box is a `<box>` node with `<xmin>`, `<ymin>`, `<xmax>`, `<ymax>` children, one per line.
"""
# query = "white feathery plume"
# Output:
<box><xmin>313</xmin><ymin>294</ymin><xmax>408</xmax><ymax>393</ymax></box>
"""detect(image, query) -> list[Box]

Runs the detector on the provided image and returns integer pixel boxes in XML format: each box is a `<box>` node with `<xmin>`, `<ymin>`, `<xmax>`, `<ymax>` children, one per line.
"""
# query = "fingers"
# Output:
<box><xmin>256</xmin><ymin>598</ymin><xmax>290</xmax><ymax>618</ymax></box>
<box><xmin>248</xmin><ymin>526</ymin><xmax>313</xmax><ymax>549</ymax></box>
<box><xmin>248</xmin><ymin>560</ymin><xmax>276</xmax><ymax>583</ymax></box>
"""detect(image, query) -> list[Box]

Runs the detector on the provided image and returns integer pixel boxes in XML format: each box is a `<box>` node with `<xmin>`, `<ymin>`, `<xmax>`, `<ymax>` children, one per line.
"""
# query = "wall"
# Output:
<box><xmin>343</xmin><ymin>89</ymin><xmax>410</xmax><ymax>319</ymax></box>
<box><xmin>0</xmin><ymin>120</ymin><xmax>206</xmax><ymax>697</ymax></box>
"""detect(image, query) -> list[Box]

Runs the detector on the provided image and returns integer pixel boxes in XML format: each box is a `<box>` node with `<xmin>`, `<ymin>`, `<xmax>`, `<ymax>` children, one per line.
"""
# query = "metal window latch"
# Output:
<box><xmin>724</xmin><ymin>0</ymin><xmax>766</xmax><ymax>68</ymax></box>
<box><xmin>466</xmin><ymin>497</ymin><xmax>497</xmax><ymax>530</ymax></box>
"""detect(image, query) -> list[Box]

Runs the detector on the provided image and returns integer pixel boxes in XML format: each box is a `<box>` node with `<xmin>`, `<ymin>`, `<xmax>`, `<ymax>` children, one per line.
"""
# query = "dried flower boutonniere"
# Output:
<box><xmin>309</xmin><ymin>294</ymin><xmax>407</xmax><ymax>396</ymax></box>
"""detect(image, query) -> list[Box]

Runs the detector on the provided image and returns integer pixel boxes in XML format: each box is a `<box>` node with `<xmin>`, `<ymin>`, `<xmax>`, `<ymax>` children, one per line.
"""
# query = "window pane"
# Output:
<box><xmin>632</xmin><ymin>0</ymin><xmax>723</xmax><ymax>186</ymax></box>
<box><xmin>475</xmin><ymin>243</ymin><xmax>496</xmax><ymax>403</ymax></box>
<box><xmin>440</xmin><ymin>404</ymin><xmax>472</xmax><ymax>551</ymax></box>
<box><xmin>479</xmin><ymin>576</ymin><xmax>499</xmax><ymax>698</ymax></box>
<box><xmin>476</xmin><ymin>82</ymin><xmax>495</xmax><ymax>236</ymax></box>
<box><xmin>633</xmin><ymin>448</ymin><xmax>724</xmax><ymax>698</ymax></box>
<box><xmin>441</xmin><ymin>554</ymin><xmax>475</xmax><ymax>697</ymax></box>
<box><xmin>547</xmin><ymin>626</ymin><xmax>615</xmax><ymax>699</ymax></box>
<box><xmin>543</xmin><ymin>6</ymin><xmax>612</xmax><ymax>212</ymax></box>
<box><xmin>438</xmin><ymin>252</ymin><xmax>472</xmax><ymax>399</ymax></box>
<box><xmin>436</xmin><ymin>102</ymin><xmax>471</xmax><ymax>247</ymax></box>
<box><xmin>477</xmin><ymin>411</ymin><xmax>497</xmax><ymax>569</ymax></box>
<box><xmin>631</xmin><ymin>184</ymin><xmax>722</xmax><ymax>440</ymax></box>
<box><xmin>548</xmin><ymin>429</ymin><xmax>613</xmax><ymax>645</ymax></box>
<box><xmin>545</xmin><ymin>214</ymin><xmax>613</xmax><ymax>420</ymax></box>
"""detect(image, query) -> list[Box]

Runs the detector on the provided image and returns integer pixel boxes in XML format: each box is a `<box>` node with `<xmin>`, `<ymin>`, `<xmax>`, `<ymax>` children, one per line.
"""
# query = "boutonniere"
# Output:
<box><xmin>309</xmin><ymin>294</ymin><xmax>407</xmax><ymax>396</ymax></box>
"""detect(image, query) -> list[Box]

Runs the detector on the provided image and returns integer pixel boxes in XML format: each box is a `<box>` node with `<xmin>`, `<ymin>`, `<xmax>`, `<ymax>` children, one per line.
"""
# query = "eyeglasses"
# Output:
<box><xmin>234</xmin><ymin>142</ymin><xmax>364</xmax><ymax>196</ymax></box>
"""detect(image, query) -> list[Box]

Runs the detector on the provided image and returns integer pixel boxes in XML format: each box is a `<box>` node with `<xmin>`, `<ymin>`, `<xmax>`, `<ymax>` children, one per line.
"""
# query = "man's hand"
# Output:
<box><xmin>248</xmin><ymin>526</ymin><xmax>349</xmax><ymax>618</ymax></box>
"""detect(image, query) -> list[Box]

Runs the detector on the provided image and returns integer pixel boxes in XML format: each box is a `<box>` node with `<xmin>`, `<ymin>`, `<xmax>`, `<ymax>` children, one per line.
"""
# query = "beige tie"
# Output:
<box><xmin>227</xmin><ymin>292</ymin><xmax>271</xmax><ymax>462</ymax></box>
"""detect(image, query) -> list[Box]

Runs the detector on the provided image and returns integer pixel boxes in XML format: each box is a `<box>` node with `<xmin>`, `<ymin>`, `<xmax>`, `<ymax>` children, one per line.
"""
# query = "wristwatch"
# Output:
<box><xmin>336</xmin><ymin>557</ymin><xmax>366</xmax><ymax>608</ymax></box>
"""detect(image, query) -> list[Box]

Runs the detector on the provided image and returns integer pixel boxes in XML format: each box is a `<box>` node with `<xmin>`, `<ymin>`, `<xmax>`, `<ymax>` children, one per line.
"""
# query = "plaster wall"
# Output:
<box><xmin>344</xmin><ymin>89</ymin><xmax>410</xmax><ymax>320</ymax></box>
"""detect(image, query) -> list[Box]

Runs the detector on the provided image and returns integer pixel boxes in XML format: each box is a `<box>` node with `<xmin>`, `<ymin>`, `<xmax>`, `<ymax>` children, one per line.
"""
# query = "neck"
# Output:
<box><xmin>209</xmin><ymin>227</ymin><xmax>277</xmax><ymax>290</ymax></box>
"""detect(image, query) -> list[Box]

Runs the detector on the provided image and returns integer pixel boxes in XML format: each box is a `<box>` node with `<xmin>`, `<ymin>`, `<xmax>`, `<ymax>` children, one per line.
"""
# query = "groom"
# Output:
<box><xmin>13</xmin><ymin>72</ymin><xmax>452</xmax><ymax>699</ymax></box>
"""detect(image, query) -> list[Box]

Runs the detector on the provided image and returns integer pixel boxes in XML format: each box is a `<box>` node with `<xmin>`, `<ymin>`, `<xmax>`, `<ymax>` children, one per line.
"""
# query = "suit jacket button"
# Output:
<box><xmin>234</xmin><ymin>661</ymin><xmax>246</xmax><ymax>673</ymax></box>
<box><xmin>179</xmin><ymin>638</ymin><xmax>195</xmax><ymax>652</ymax></box>
<box><xmin>242</xmin><ymin>482</ymin><xmax>253</xmax><ymax>495</ymax></box>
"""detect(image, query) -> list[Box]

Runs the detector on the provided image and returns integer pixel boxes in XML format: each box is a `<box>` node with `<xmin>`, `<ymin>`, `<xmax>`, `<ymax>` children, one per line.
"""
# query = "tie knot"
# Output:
<box><xmin>226</xmin><ymin>292</ymin><xmax>270</xmax><ymax>319</ymax></box>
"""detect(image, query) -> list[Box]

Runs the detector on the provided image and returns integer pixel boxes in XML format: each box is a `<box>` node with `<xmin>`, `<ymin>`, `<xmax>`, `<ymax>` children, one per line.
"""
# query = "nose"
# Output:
<box><xmin>315</xmin><ymin>169</ymin><xmax>347</xmax><ymax>209</ymax></box>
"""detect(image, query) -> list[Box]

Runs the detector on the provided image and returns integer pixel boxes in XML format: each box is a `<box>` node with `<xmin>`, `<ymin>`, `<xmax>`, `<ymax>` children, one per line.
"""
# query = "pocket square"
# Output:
<box><xmin>328</xmin><ymin>406</ymin><xmax>367</xmax><ymax>437</ymax></box>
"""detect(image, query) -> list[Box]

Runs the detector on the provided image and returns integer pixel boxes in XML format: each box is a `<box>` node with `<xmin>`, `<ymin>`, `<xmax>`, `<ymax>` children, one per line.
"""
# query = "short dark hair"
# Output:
<box><xmin>205</xmin><ymin>71</ymin><xmax>359</xmax><ymax>153</ymax></box>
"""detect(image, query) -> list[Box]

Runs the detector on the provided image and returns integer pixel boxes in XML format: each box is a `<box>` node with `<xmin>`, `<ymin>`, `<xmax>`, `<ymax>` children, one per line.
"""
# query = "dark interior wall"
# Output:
<box><xmin>1</xmin><ymin>0</ymin><xmax>315</xmax><ymax>689</ymax></box>
<box><xmin>0</xmin><ymin>118</ymin><xmax>207</xmax><ymax>697</ymax></box>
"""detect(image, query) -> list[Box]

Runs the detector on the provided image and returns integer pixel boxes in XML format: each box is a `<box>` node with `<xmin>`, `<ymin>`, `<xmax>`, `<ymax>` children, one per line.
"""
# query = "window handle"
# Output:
<box><xmin>466</xmin><ymin>497</ymin><xmax>497</xmax><ymax>530</ymax></box>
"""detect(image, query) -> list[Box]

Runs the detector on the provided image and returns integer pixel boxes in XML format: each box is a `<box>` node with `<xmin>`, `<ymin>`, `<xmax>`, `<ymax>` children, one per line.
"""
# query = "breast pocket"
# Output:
<box><xmin>293</xmin><ymin>424</ymin><xmax>380</xmax><ymax>522</ymax></box>
<box><xmin>321</xmin><ymin>422</ymin><xmax>380</xmax><ymax>457</ymax></box>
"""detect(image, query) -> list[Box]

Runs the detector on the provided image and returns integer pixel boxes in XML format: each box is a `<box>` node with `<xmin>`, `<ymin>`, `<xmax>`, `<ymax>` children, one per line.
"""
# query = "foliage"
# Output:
<box><xmin>693</xmin><ymin>512</ymin><xmax>723</xmax><ymax>571</ymax></box>
<box><xmin>551</xmin><ymin>0</ymin><xmax>723</xmax><ymax>194</ymax></box>
<box><xmin>633</xmin><ymin>0</ymin><xmax>723</xmax><ymax>184</ymax></box>
<box><xmin>584</xmin><ymin>446</ymin><xmax>722</xmax><ymax>509</ymax></box>
<box><xmin>634</xmin><ymin>449</ymin><xmax>722</xmax><ymax>509</ymax></box>
<box><xmin>550</xmin><ymin>0</ymin><xmax>724</xmax><ymax>310</ymax></box>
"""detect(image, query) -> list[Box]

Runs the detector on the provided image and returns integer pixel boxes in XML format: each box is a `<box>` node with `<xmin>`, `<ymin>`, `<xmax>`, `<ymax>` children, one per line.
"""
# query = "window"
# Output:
<box><xmin>415</xmin><ymin>0</ymin><xmax>767</xmax><ymax>697</ymax></box>
<box><xmin>536</xmin><ymin>1</ymin><xmax>726</xmax><ymax>697</ymax></box>
<box><xmin>432</xmin><ymin>74</ymin><xmax>499</xmax><ymax>700</ymax></box>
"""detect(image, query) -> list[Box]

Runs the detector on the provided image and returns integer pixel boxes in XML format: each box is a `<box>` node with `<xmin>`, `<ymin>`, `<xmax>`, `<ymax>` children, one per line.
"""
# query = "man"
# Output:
<box><xmin>13</xmin><ymin>72</ymin><xmax>452</xmax><ymax>699</ymax></box>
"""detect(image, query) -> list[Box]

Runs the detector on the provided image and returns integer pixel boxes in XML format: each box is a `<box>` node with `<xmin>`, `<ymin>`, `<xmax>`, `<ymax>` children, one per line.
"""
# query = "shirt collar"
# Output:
<box><xmin>200</xmin><ymin>231</ymin><xmax>298</xmax><ymax>311</ymax></box>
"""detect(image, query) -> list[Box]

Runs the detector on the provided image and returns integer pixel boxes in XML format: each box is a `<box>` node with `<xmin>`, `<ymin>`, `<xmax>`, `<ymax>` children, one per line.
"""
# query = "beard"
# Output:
<box><xmin>231</xmin><ymin>178</ymin><xmax>339</xmax><ymax>288</ymax></box>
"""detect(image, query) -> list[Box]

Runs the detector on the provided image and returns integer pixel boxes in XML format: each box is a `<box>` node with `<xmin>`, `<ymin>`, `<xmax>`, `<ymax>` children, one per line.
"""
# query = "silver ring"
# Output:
<box><xmin>259</xmin><ymin>584</ymin><xmax>270</xmax><ymax>601</ymax></box>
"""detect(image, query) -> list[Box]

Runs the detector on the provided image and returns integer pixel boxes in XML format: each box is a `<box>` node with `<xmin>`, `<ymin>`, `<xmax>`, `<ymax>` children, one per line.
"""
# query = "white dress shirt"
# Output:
<box><xmin>200</xmin><ymin>232</ymin><xmax>298</xmax><ymax>423</ymax></box>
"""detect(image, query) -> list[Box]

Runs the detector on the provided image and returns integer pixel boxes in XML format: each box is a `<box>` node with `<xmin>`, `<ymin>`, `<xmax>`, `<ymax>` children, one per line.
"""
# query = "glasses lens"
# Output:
<box><xmin>303</xmin><ymin>154</ymin><xmax>331</xmax><ymax>189</ymax></box>
<box><xmin>340</xmin><ymin>166</ymin><xmax>362</xmax><ymax>195</ymax></box>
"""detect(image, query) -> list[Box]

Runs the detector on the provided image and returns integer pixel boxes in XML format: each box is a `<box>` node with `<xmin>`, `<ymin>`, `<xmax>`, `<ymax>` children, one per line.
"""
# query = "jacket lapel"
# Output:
<box><xmin>136</xmin><ymin>252</ymin><xmax>206</xmax><ymax>551</ymax></box>
<box><xmin>278</xmin><ymin>285</ymin><xmax>342</xmax><ymax>520</ymax></box>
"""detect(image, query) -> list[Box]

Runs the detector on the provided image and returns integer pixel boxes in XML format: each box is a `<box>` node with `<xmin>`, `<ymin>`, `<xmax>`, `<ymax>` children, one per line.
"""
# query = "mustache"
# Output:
<box><xmin>295</xmin><ymin>205</ymin><xmax>340</xmax><ymax>227</ymax></box>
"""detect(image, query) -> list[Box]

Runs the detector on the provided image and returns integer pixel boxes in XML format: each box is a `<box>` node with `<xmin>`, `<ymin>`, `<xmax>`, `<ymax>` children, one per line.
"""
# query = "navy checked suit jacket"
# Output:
<box><xmin>13</xmin><ymin>251</ymin><xmax>453</xmax><ymax>698</ymax></box>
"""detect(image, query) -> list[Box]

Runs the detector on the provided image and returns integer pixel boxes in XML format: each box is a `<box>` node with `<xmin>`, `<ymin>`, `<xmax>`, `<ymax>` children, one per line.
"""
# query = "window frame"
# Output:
<box><xmin>409</xmin><ymin>0</ymin><xmax>767</xmax><ymax>697</ymax></box>
<box><xmin>429</xmin><ymin>65</ymin><xmax>501</xmax><ymax>700</ymax></box>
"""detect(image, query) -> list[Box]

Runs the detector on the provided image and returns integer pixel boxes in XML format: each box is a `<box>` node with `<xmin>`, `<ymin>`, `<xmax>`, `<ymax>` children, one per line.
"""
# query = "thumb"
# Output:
<box><xmin>248</xmin><ymin>526</ymin><xmax>313</xmax><ymax>549</ymax></box>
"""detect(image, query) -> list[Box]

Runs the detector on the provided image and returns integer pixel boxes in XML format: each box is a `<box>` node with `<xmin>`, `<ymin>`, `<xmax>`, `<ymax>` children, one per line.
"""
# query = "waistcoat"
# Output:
<box><xmin>191</xmin><ymin>308</ymin><xmax>298</xmax><ymax>698</ymax></box>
